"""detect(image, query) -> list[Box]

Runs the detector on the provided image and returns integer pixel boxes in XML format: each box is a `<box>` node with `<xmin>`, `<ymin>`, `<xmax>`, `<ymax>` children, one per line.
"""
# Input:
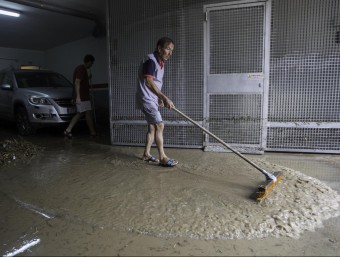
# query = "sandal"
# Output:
<box><xmin>159</xmin><ymin>159</ymin><xmax>178</xmax><ymax>167</ymax></box>
<box><xmin>142</xmin><ymin>156</ymin><xmax>159</xmax><ymax>163</ymax></box>
<box><xmin>64</xmin><ymin>130</ymin><xmax>73</xmax><ymax>139</ymax></box>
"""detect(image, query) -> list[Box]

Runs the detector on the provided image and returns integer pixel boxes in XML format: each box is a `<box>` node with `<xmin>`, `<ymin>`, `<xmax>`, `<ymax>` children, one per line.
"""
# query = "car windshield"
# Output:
<box><xmin>15</xmin><ymin>71</ymin><xmax>73</xmax><ymax>88</ymax></box>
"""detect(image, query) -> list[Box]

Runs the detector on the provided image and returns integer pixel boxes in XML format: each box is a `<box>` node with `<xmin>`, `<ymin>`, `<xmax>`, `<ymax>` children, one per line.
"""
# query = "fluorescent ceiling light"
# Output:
<box><xmin>0</xmin><ymin>8</ymin><xmax>20</xmax><ymax>17</ymax></box>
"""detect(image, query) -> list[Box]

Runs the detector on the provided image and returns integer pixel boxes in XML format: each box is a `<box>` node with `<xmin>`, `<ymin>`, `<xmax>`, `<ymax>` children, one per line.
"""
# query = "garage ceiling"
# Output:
<box><xmin>0</xmin><ymin>0</ymin><xmax>106</xmax><ymax>50</ymax></box>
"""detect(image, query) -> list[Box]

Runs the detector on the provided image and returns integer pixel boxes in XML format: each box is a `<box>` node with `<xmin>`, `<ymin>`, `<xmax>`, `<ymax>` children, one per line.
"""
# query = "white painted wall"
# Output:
<box><xmin>0</xmin><ymin>47</ymin><xmax>45</xmax><ymax>70</ymax></box>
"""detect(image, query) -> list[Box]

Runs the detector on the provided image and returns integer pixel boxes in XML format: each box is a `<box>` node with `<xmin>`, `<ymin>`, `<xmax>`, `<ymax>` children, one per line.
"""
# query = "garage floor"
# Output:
<box><xmin>0</xmin><ymin>123</ymin><xmax>339</xmax><ymax>256</ymax></box>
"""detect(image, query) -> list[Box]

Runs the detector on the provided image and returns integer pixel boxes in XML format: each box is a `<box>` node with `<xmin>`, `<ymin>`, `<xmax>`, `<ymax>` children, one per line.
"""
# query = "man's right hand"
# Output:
<box><xmin>164</xmin><ymin>97</ymin><xmax>174</xmax><ymax>109</ymax></box>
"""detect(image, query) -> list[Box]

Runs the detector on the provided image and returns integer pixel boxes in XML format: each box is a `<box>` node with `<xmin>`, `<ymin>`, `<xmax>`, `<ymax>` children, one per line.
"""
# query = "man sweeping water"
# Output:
<box><xmin>136</xmin><ymin>37</ymin><xmax>178</xmax><ymax>167</ymax></box>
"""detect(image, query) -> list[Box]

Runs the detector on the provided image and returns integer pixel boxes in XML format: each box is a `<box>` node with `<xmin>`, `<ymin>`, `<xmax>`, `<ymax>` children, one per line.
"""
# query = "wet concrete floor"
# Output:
<box><xmin>0</xmin><ymin>122</ymin><xmax>340</xmax><ymax>256</ymax></box>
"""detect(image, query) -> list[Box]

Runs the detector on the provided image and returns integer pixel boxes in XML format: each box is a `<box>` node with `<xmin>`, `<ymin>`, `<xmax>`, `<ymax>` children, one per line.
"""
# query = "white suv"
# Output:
<box><xmin>0</xmin><ymin>67</ymin><xmax>76</xmax><ymax>135</ymax></box>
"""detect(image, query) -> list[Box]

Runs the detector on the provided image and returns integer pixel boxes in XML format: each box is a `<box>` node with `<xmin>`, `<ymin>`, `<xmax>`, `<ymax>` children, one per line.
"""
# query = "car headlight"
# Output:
<box><xmin>28</xmin><ymin>96</ymin><xmax>51</xmax><ymax>105</ymax></box>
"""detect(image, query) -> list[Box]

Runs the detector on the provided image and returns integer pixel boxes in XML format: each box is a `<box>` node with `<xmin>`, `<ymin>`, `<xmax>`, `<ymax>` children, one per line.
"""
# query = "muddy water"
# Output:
<box><xmin>1</xmin><ymin>137</ymin><xmax>340</xmax><ymax>254</ymax></box>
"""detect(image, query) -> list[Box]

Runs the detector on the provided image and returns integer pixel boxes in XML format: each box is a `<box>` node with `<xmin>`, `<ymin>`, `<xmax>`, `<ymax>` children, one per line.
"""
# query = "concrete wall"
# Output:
<box><xmin>45</xmin><ymin>36</ymin><xmax>108</xmax><ymax>84</ymax></box>
<box><xmin>0</xmin><ymin>47</ymin><xmax>45</xmax><ymax>70</ymax></box>
<box><xmin>0</xmin><ymin>36</ymin><xmax>108</xmax><ymax>84</ymax></box>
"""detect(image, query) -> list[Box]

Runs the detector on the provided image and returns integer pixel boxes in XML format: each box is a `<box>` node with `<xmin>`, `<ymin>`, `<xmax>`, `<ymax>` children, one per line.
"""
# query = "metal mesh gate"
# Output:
<box><xmin>204</xmin><ymin>2</ymin><xmax>268</xmax><ymax>153</ymax></box>
<box><xmin>107</xmin><ymin>0</ymin><xmax>340</xmax><ymax>153</ymax></box>
<box><xmin>268</xmin><ymin>0</ymin><xmax>340</xmax><ymax>152</ymax></box>
<box><xmin>107</xmin><ymin>0</ymin><xmax>205</xmax><ymax>148</ymax></box>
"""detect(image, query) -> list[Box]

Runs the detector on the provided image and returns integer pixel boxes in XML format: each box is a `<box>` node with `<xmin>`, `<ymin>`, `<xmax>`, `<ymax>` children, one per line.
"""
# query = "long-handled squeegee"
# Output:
<box><xmin>172</xmin><ymin>107</ymin><xmax>283</xmax><ymax>201</ymax></box>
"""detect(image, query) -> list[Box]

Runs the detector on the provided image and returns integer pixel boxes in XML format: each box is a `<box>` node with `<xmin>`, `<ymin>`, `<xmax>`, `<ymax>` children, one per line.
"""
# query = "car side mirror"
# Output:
<box><xmin>0</xmin><ymin>84</ymin><xmax>13</xmax><ymax>90</ymax></box>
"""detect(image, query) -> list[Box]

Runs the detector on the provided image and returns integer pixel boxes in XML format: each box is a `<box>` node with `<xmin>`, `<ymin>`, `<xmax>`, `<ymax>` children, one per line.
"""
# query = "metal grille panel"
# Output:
<box><xmin>163</xmin><ymin>125</ymin><xmax>204</xmax><ymax>147</ymax></box>
<box><xmin>269</xmin><ymin>53</ymin><xmax>340</xmax><ymax>122</ymax></box>
<box><xmin>210</xmin><ymin>5</ymin><xmax>264</xmax><ymax>74</ymax></box>
<box><xmin>268</xmin><ymin>0</ymin><xmax>340</xmax><ymax>152</ymax></box>
<box><xmin>208</xmin><ymin>94</ymin><xmax>262</xmax><ymax>145</ymax></box>
<box><xmin>107</xmin><ymin>0</ymin><xmax>204</xmax><ymax>147</ymax></box>
<box><xmin>112</xmin><ymin>124</ymin><xmax>203</xmax><ymax>147</ymax></box>
<box><xmin>107</xmin><ymin>0</ymin><xmax>340</xmax><ymax>153</ymax></box>
<box><xmin>111</xmin><ymin>124</ymin><xmax>146</xmax><ymax>145</ymax></box>
<box><xmin>267</xmin><ymin>128</ymin><xmax>340</xmax><ymax>152</ymax></box>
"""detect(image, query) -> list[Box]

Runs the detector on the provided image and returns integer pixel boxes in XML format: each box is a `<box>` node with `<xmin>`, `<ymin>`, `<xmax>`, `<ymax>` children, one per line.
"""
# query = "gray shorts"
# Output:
<box><xmin>141</xmin><ymin>104</ymin><xmax>162</xmax><ymax>124</ymax></box>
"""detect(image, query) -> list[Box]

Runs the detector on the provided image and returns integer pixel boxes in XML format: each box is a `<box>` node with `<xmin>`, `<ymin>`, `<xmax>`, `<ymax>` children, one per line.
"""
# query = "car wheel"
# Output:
<box><xmin>15</xmin><ymin>106</ymin><xmax>36</xmax><ymax>136</ymax></box>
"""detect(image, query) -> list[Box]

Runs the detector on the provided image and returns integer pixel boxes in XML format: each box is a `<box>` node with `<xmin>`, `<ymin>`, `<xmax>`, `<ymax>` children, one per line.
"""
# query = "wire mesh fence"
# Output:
<box><xmin>107</xmin><ymin>0</ymin><xmax>340</xmax><ymax>153</ymax></box>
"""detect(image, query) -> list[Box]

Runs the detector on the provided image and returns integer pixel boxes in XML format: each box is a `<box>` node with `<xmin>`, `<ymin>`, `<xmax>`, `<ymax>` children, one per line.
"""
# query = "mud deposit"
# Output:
<box><xmin>0</xmin><ymin>136</ymin><xmax>340</xmax><ymax>255</ymax></box>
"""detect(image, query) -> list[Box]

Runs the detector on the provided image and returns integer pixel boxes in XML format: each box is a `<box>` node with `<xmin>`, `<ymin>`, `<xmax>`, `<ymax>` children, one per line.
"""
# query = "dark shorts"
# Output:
<box><xmin>141</xmin><ymin>103</ymin><xmax>162</xmax><ymax>124</ymax></box>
